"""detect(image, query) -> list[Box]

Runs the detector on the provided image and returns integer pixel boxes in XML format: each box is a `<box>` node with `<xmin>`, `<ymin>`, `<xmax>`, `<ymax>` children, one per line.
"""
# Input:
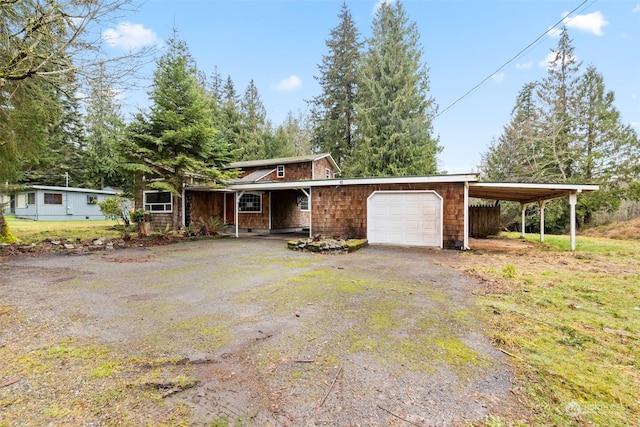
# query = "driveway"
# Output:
<box><xmin>0</xmin><ymin>238</ymin><xmax>521</xmax><ymax>426</ymax></box>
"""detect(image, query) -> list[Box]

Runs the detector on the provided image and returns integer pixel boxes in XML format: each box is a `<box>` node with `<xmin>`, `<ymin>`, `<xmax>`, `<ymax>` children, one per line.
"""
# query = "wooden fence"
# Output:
<box><xmin>469</xmin><ymin>204</ymin><xmax>501</xmax><ymax>238</ymax></box>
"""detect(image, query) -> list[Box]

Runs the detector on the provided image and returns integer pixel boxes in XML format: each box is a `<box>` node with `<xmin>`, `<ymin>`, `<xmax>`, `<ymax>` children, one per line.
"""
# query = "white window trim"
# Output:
<box><xmin>238</xmin><ymin>192</ymin><xmax>262</xmax><ymax>213</ymax></box>
<box><xmin>277</xmin><ymin>165</ymin><xmax>285</xmax><ymax>178</ymax></box>
<box><xmin>325</xmin><ymin>168</ymin><xmax>332</xmax><ymax>179</ymax></box>
<box><xmin>143</xmin><ymin>190</ymin><xmax>173</xmax><ymax>213</ymax></box>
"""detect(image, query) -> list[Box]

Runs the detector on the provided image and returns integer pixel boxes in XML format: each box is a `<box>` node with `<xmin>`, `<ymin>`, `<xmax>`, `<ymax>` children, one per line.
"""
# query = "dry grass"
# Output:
<box><xmin>582</xmin><ymin>216</ymin><xmax>640</xmax><ymax>240</ymax></box>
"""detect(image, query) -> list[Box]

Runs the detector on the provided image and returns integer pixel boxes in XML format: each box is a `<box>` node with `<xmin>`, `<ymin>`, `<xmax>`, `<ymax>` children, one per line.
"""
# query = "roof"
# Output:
<box><xmin>224</xmin><ymin>173</ymin><xmax>481</xmax><ymax>191</ymax></box>
<box><xmin>27</xmin><ymin>185</ymin><xmax>118</xmax><ymax>195</ymax></box>
<box><xmin>236</xmin><ymin>168</ymin><xmax>276</xmax><ymax>183</ymax></box>
<box><xmin>225</xmin><ymin>153</ymin><xmax>341</xmax><ymax>173</ymax></box>
<box><xmin>469</xmin><ymin>182</ymin><xmax>599</xmax><ymax>204</ymax></box>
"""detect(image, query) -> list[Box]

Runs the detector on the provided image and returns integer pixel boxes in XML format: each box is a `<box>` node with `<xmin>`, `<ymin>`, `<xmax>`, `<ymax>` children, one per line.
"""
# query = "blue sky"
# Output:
<box><xmin>101</xmin><ymin>0</ymin><xmax>640</xmax><ymax>174</ymax></box>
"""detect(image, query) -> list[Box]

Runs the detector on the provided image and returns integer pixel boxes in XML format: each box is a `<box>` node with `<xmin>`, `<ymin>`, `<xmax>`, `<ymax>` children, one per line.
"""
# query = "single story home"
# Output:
<box><xmin>136</xmin><ymin>153</ymin><xmax>598</xmax><ymax>251</ymax></box>
<box><xmin>3</xmin><ymin>185</ymin><xmax>118</xmax><ymax>220</ymax></box>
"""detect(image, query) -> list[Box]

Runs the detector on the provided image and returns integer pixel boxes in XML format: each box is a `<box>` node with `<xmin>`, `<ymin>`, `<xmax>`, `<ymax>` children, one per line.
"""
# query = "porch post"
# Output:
<box><xmin>268</xmin><ymin>191</ymin><xmax>272</xmax><ymax>231</ymax></box>
<box><xmin>520</xmin><ymin>203</ymin><xmax>526</xmax><ymax>238</ymax></box>
<box><xmin>300</xmin><ymin>188</ymin><xmax>311</xmax><ymax>238</ymax></box>
<box><xmin>538</xmin><ymin>200</ymin><xmax>546</xmax><ymax>243</ymax></box>
<box><xmin>463</xmin><ymin>182</ymin><xmax>469</xmax><ymax>250</ymax></box>
<box><xmin>569</xmin><ymin>192</ymin><xmax>577</xmax><ymax>251</ymax></box>
<box><xmin>235</xmin><ymin>191</ymin><xmax>243</xmax><ymax>238</ymax></box>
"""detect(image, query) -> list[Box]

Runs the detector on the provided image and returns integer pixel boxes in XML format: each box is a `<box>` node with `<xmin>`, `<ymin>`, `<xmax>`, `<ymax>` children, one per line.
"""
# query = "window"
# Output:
<box><xmin>325</xmin><ymin>168</ymin><xmax>332</xmax><ymax>179</ymax></box>
<box><xmin>239</xmin><ymin>193</ymin><xmax>261</xmax><ymax>212</ymax></box>
<box><xmin>27</xmin><ymin>192</ymin><xmax>35</xmax><ymax>205</ymax></box>
<box><xmin>87</xmin><ymin>195</ymin><xmax>98</xmax><ymax>205</ymax></box>
<box><xmin>44</xmin><ymin>192</ymin><xmax>63</xmax><ymax>205</ymax></box>
<box><xmin>144</xmin><ymin>191</ymin><xmax>172</xmax><ymax>212</ymax></box>
<box><xmin>277</xmin><ymin>165</ymin><xmax>285</xmax><ymax>178</ymax></box>
<box><xmin>16</xmin><ymin>193</ymin><xmax>27</xmax><ymax>208</ymax></box>
<box><xmin>300</xmin><ymin>196</ymin><xmax>309</xmax><ymax>211</ymax></box>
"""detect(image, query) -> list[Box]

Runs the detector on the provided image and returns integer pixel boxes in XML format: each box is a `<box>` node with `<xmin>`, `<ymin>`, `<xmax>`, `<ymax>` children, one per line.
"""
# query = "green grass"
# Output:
<box><xmin>4</xmin><ymin>215</ymin><xmax>123</xmax><ymax>243</ymax></box>
<box><xmin>475</xmin><ymin>233</ymin><xmax>640</xmax><ymax>426</ymax></box>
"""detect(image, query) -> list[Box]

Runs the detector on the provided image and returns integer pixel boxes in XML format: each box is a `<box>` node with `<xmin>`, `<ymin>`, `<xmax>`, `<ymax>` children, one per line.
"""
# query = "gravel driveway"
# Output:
<box><xmin>1</xmin><ymin>238</ymin><xmax>521</xmax><ymax>426</ymax></box>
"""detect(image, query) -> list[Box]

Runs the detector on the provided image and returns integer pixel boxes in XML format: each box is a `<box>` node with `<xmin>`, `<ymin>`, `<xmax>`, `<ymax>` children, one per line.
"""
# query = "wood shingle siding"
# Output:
<box><xmin>312</xmin><ymin>183</ymin><xmax>466</xmax><ymax>249</ymax></box>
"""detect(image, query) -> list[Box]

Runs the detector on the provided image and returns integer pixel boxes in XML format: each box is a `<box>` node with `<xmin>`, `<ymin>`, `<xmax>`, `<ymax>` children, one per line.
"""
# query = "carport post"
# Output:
<box><xmin>235</xmin><ymin>191</ymin><xmax>243</xmax><ymax>238</ymax></box>
<box><xmin>569</xmin><ymin>192</ymin><xmax>577</xmax><ymax>251</ymax></box>
<box><xmin>520</xmin><ymin>203</ymin><xmax>526</xmax><ymax>238</ymax></box>
<box><xmin>539</xmin><ymin>200</ymin><xmax>547</xmax><ymax>243</ymax></box>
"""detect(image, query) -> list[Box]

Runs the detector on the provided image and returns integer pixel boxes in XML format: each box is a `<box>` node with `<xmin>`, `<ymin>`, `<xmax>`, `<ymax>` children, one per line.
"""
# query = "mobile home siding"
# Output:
<box><xmin>12</xmin><ymin>186</ymin><xmax>117</xmax><ymax>220</ymax></box>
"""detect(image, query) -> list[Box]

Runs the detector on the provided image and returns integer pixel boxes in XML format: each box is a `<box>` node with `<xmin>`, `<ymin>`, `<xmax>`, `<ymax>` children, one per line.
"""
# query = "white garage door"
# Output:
<box><xmin>367</xmin><ymin>191</ymin><xmax>442</xmax><ymax>247</ymax></box>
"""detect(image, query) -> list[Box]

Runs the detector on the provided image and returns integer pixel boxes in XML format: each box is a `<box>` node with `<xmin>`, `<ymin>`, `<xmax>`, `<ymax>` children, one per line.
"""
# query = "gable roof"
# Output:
<box><xmin>225</xmin><ymin>153</ymin><xmax>341</xmax><ymax>173</ymax></box>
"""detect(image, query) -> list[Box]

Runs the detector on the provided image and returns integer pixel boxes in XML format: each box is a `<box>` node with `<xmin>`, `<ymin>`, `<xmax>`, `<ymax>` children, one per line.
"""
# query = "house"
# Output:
<box><xmin>137</xmin><ymin>153</ymin><xmax>599</xmax><ymax>250</ymax></box>
<box><xmin>3</xmin><ymin>185</ymin><xmax>118</xmax><ymax>220</ymax></box>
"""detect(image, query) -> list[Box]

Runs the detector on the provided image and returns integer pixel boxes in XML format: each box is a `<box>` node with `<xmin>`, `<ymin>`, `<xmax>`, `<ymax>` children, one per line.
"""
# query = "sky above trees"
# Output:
<box><xmin>100</xmin><ymin>0</ymin><xmax>639</xmax><ymax>173</ymax></box>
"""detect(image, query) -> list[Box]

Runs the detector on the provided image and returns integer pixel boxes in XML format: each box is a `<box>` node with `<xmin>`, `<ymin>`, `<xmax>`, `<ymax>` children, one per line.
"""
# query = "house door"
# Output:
<box><xmin>367</xmin><ymin>191</ymin><xmax>443</xmax><ymax>248</ymax></box>
<box><xmin>225</xmin><ymin>193</ymin><xmax>235</xmax><ymax>224</ymax></box>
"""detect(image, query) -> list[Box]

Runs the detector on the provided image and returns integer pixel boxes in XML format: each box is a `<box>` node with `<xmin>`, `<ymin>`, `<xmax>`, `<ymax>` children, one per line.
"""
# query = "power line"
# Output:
<box><xmin>435</xmin><ymin>0</ymin><xmax>595</xmax><ymax>119</ymax></box>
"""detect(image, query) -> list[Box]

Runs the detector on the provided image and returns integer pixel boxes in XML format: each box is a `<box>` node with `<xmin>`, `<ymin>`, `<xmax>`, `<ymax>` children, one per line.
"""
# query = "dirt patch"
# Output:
<box><xmin>0</xmin><ymin>239</ymin><xmax>528</xmax><ymax>425</ymax></box>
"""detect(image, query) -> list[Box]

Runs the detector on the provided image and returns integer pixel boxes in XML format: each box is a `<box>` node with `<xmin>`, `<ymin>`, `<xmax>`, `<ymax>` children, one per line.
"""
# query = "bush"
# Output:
<box><xmin>98</xmin><ymin>196</ymin><xmax>132</xmax><ymax>226</ymax></box>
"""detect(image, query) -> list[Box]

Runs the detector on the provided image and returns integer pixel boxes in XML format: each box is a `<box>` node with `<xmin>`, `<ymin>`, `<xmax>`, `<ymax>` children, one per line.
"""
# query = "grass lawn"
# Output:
<box><xmin>4</xmin><ymin>215</ymin><xmax>123</xmax><ymax>243</ymax></box>
<box><xmin>465</xmin><ymin>232</ymin><xmax>640</xmax><ymax>426</ymax></box>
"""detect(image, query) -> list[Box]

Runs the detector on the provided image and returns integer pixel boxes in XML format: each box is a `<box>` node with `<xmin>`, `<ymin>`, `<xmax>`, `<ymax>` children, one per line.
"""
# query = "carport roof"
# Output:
<box><xmin>469</xmin><ymin>182</ymin><xmax>599</xmax><ymax>204</ymax></box>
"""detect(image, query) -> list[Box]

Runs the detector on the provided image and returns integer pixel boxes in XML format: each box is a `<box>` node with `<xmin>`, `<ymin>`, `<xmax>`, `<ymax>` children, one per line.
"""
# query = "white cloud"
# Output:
<box><xmin>516</xmin><ymin>61</ymin><xmax>533</xmax><ymax>70</ymax></box>
<box><xmin>633</xmin><ymin>4</ymin><xmax>640</xmax><ymax>13</ymax></box>
<box><xmin>102</xmin><ymin>22</ymin><xmax>160</xmax><ymax>50</ymax></box>
<box><xmin>539</xmin><ymin>51</ymin><xmax>579</xmax><ymax>70</ymax></box>
<box><xmin>491</xmin><ymin>72</ymin><xmax>505</xmax><ymax>83</ymax></box>
<box><xmin>563</xmin><ymin>11</ymin><xmax>608</xmax><ymax>36</ymax></box>
<box><xmin>275</xmin><ymin>75</ymin><xmax>302</xmax><ymax>92</ymax></box>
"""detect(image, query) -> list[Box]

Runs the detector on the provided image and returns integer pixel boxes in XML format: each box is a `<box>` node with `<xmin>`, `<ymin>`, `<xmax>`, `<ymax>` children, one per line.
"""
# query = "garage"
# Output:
<box><xmin>367</xmin><ymin>190</ymin><xmax>443</xmax><ymax>247</ymax></box>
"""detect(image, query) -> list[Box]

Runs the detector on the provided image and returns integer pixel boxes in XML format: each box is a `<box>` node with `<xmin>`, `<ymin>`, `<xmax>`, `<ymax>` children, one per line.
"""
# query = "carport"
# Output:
<box><xmin>468</xmin><ymin>182</ymin><xmax>600</xmax><ymax>251</ymax></box>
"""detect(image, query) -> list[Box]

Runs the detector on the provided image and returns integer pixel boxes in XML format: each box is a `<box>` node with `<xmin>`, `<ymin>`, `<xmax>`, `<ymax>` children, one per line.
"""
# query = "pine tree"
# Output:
<box><xmin>83</xmin><ymin>65</ymin><xmax>128</xmax><ymax>190</ymax></box>
<box><xmin>309</xmin><ymin>3</ymin><xmax>361</xmax><ymax>166</ymax></box>
<box><xmin>349</xmin><ymin>0</ymin><xmax>440</xmax><ymax>177</ymax></box>
<box><xmin>238</xmin><ymin>79</ymin><xmax>269</xmax><ymax>160</ymax></box>
<box><xmin>122</xmin><ymin>31</ymin><xmax>235</xmax><ymax>228</ymax></box>
<box><xmin>535</xmin><ymin>26</ymin><xmax>582</xmax><ymax>181</ymax></box>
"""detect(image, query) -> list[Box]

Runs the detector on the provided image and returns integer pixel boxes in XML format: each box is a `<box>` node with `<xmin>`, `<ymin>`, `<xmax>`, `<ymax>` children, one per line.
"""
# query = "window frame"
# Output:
<box><xmin>27</xmin><ymin>192</ymin><xmax>36</xmax><ymax>205</ymax></box>
<box><xmin>299</xmin><ymin>195</ymin><xmax>309</xmax><ymax>212</ymax></box>
<box><xmin>143</xmin><ymin>191</ymin><xmax>173</xmax><ymax>213</ymax></box>
<box><xmin>238</xmin><ymin>192</ymin><xmax>262</xmax><ymax>213</ymax></box>
<box><xmin>43</xmin><ymin>192</ymin><xmax>63</xmax><ymax>205</ymax></box>
<box><xmin>87</xmin><ymin>194</ymin><xmax>98</xmax><ymax>205</ymax></box>
<box><xmin>276</xmin><ymin>165</ymin><xmax>285</xmax><ymax>178</ymax></box>
<box><xmin>325</xmin><ymin>168</ymin><xmax>332</xmax><ymax>179</ymax></box>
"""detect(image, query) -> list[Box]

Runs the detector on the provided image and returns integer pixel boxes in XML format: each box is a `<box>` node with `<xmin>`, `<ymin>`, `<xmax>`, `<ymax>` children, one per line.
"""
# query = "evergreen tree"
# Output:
<box><xmin>309</xmin><ymin>3</ymin><xmax>361</xmax><ymax>166</ymax></box>
<box><xmin>122</xmin><ymin>31</ymin><xmax>235</xmax><ymax>228</ymax></box>
<box><xmin>218</xmin><ymin>75</ymin><xmax>243</xmax><ymax>159</ymax></box>
<box><xmin>83</xmin><ymin>66</ymin><xmax>128</xmax><ymax>190</ymax></box>
<box><xmin>349</xmin><ymin>0</ymin><xmax>441</xmax><ymax>177</ymax></box>
<box><xmin>482</xmin><ymin>28</ymin><xmax>640</xmax><ymax>229</ymax></box>
<box><xmin>238</xmin><ymin>79</ymin><xmax>269</xmax><ymax>160</ymax></box>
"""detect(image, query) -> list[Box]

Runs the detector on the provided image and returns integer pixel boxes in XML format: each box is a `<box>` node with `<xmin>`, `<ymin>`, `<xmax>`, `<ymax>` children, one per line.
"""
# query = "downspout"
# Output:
<box><xmin>463</xmin><ymin>182</ymin><xmax>469</xmax><ymax>250</ymax></box>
